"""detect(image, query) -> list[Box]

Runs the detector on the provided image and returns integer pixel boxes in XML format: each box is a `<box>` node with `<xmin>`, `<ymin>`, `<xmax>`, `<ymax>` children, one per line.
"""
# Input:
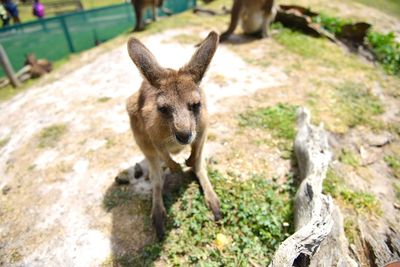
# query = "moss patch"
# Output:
<box><xmin>323</xmin><ymin>168</ymin><xmax>381</xmax><ymax>215</ymax></box>
<box><xmin>38</xmin><ymin>124</ymin><xmax>68</xmax><ymax>148</ymax></box>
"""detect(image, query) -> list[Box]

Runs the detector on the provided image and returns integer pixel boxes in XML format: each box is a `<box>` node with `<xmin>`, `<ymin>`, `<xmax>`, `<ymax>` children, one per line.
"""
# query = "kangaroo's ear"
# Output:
<box><xmin>180</xmin><ymin>31</ymin><xmax>219</xmax><ymax>84</ymax></box>
<box><xmin>127</xmin><ymin>37</ymin><xmax>166</xmax><ymax>88</ymax></box>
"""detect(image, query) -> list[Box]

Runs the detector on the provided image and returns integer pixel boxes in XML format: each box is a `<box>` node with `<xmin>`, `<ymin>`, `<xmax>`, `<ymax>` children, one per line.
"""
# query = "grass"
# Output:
<box><xmin>323</xmin><ymin>168</ymin><xmax>381</xmax><ymax>215</ymax></box>
<box><xmin>394</xmin><ymin>183</ymin><xmax>400</xmax><ymax>202</ymax></box>
<box><xmin>97</xmin><ymin>97</ymin><xmax>111</xmax><ymax>103</ymax></box>
<box><xmin>37</xmin><ymin>123</ymin><xmax>68</xmax><ymax>148</ymax></box>
<box><xmin>239</xmin><ymin>103</ymin><xmax>297</xmax><ymax>157</ymax></box>
<box><xmin>17</xmin><ymin>0</ymin><xmax>123</xmax><ymax>22</ymax></box>
<box><xmin>0</xmin><ymin>137</ymin><xmax>10</xmax><ymax>148</ymax></box>
<box><xmin>334</xmin><ymin>81</ymin><xmax>384</xmax><ymax>129</ymax></box>
<box><xmin>384</xmin><ymin>154</ymin><xmax>400</xmax><ymax>179</ymax></box>
<box><xmin>351</xmin><ymin>0</ymin><xmax>400</xmax><ymax>19</ymax></box>
<box><xmin>344</xmin><ymin>218</ymin><xmax>357</xmax><ymax>244</ymax></box>
<box><xmin>109</xmin><ymin>169</ymin><xmax>295</xmax><ymax>266</ymax></box>
<box><xmin>339</xmin><ymin>149</ymin><xmax>360</xmax><ymax>168</ymax></box>
<box><xmin>239</xmin><ymin>104</ymin><xmax>297</xmax><ymax>141</ymax></box>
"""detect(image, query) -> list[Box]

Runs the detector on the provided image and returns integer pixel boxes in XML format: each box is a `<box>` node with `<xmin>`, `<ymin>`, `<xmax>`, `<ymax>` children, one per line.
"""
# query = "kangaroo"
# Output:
<box><xmin>131</xmin><ymin>0</ymin><xmax>171</xmax><ymax>31</ymax></box>
<box><xmin>220</xmin><ymin>0</ymin><xmax>277</xmax><ymax>42</ymax></box>
<box><xmin>126</xmin><ymin>32</ymin><xmax>221</xmax><ymax>240</ymax></box>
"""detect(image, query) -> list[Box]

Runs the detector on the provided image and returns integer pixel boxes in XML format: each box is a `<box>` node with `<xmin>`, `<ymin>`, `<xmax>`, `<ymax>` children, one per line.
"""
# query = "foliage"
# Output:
<box><xmin>384</xmin><ymin>154</ymin><xmax>400</xmax><ymax>179</ymax></box>
<box><xmin>239</xmin><ymin>104</ymin><xmax>297</xmax><ymax>140</ymax></box>
<box><xmin>314</xmin><ymin>13</ymin><xmax>400</xmax><ymax>75</ymax></box>
<box><xmin>323</xmin><ymin>168</ymin><xmax>381</xmax><ymax>215</ymax></box>
<box><xmin>367</xmin><ymin>31</ymin><xmax>400</xmax><ymax>75</ymax></box>
<box><xmin>38</xmin><ymin>124</ymin><xmax>68</xmax><ymax>148</ymax></box>
<box><xmin>338</xmin><ymin>149</ymin><xmax>360</xmax><ymax>167</ymax></box>
<box><xmin>0</xmin><ymin>137</ymin><xmax>10</xmax><ymax>148</ymax></box>
<box><xmin>335</xmin><ymin>82</ymin><xmax>384</xmax><ymax>128</ymax></box>
<box><xmin>313</xmin><ymin>14</ymin><xmax>351</xmax><ymax>35</ymax></box>
<box><xmin>116</xmin><ymin>169</ymin><xmax>294</xmax><ymax>266</ymax></box>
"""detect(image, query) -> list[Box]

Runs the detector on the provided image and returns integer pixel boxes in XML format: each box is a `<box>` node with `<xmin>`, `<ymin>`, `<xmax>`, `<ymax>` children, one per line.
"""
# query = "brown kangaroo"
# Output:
<box><xmin>220</xmin><ymin>0</ymin><xmax>277</xmax><ymax>42</ymax></box>
<box><xmin>131</xmin><ymin>0</ymin><xmax>171</xmax><ymax>31</ymax></box>
<box><xmin>126</xmin><ymin>32</ymin><xmax>221</xmax><ymax>240</ymax></box>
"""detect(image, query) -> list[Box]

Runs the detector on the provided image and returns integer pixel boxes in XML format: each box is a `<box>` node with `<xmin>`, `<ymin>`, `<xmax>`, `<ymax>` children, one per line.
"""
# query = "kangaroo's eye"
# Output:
<box><xmin>157</xmin><ymin>105</ymin><xmax>171</xmax><ymax>115</ymax></box>
<box><xmin>189</xmin><ymin>102</ymin><xmax>201</xmax><ymax>113</ymax></box>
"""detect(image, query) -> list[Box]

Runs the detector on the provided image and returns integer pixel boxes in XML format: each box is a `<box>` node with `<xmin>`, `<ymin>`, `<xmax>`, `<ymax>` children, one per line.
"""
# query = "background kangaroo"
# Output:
<box><xmin>220</xmin><ymin>0</ymin><xmax>277</xmax><ymax>42</ymax></box>
<box><xmin>126</xmin><ymin>32</ymin><xmax>221</xmax><ymax>239</ymax></box>
<box><xmin>131</xmin><ymin>0</ymin><xmax>171</xmax><ymax>31</ymax></box>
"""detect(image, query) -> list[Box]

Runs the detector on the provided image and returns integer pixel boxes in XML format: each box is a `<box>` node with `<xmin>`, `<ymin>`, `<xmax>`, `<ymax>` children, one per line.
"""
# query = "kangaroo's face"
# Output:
<box><xmin>127</xmin><ymin>32</ymin><xmax>219</xmax><ymax>145</ymax></box>
<box><xmin>155</xmin><ymin>74</ymin><xmax>202</xmax><ymax>145</ymax></box>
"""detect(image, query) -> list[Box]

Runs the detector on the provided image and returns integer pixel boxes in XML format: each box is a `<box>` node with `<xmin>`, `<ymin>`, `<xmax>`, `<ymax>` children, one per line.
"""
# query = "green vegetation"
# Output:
<box><xmin>367</xmin><ymin>32</ymin><xmax>400</xmax><ymax>75</ymax></box>
<box><xmin>335</xmin><ymin>82</ymin><xmax>384</xmax><ymax>129</ymax></box>
<box><xmin>323</xmin><ymin>168</ymin><xmax>381</xmax><ymax>215</ymax></box>
<box><xmin>97</xmin><ymin>97</ymin><xmax>111</xmax><ymax>103</ymax></box>
<box><xmin>239</xmin><ymin>104</ymin><xmax>297</xmax><ymax>140</ymax></box>
<box><xmin>384</xmin><ymin>154</ymin><xmax>400</xmax><ymax>179</ymax></box>
<box><xmin>0</xmin><ymin>137</ymin><xmax>10</xmax><ymax>148</ymax></box>
<box><xmin>343</xmin><ymin>218</ymin><xmax>357</xmax><ymax>244</ymax></box>
<box><xmin>338</xmin><ymin>149</ymin><xmax>360</xmax><ymax>167</ymax></box>
<box><xmin>109</xmin><ymin>169</ymin><xmax>294</xmax><ymax>266</ymax></box>
<box><xmin>394</xmin><ymin>183</ymin><xmax>400</xmax><ymax>202</ymax></box>
<box><xmin>38</xmin><ymin>124</ymin><xmax>68</xmax><ymax>148</ymax></box>
<box><xmin>239</xmin><ymin>103</ymin><xmax>297</xmax><ymax>158</ymax></box>
<box><xmin>351</xmin><ymin>0</ymin><xmax>400</xmax><ymax>19</ymax></box>
<box><xmin>314</xmin><ymin>14</ymin><xmax>400</xmax><ymax>75</ymax></box>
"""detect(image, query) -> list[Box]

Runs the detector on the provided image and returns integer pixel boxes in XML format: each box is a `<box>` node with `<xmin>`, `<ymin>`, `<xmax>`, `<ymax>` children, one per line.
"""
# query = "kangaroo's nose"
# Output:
<box><xmin>175</xmin><ymin>131</ymin><xmax>192</xmax><ymax>145</ymax></box>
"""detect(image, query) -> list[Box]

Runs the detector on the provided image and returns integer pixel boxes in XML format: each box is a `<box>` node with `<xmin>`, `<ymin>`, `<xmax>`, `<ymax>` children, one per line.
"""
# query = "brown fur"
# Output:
<box><xmin>126</xmin><ymin>32</ymin><xmax>221</xmax><ymax>240</ymax></box>
<box><xmin>220</xmin><ymin>0</ymin><xmax>277</xmax><ymax>42</ymax></box>
<box><xmin>131</xmin><ymin>0</ymin><xmax>165</xmax><ymax>31</ymax></box>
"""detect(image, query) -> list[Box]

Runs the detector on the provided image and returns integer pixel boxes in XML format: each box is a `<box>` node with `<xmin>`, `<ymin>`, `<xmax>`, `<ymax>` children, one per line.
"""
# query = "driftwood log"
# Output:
<box><xmin>269</xmin><ymin>107</ymin><xmax>357</xmax><ymax>267</ymax></box>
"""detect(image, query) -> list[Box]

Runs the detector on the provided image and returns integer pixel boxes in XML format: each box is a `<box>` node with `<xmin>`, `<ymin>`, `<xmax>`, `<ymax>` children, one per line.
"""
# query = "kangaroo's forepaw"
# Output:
<box><xmin>152</xmin><ymin>206</ymin><xmax>167</xmax><ymax>241</ymax></box>
<box><xmin>185</xmin><ymin>156</ymin><xmax>195</xmax><ymax>168</ymax></box>
<box><xmin>206</xmin><ymin>195</ymin><xmax>222</xmax><ymax>221</ymax></box>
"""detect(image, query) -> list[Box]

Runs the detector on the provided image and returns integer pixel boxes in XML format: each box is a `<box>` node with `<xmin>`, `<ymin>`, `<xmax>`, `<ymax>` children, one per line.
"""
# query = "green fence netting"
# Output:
<box><xmin>0</xmin><ymin>0</ymin><xmax>196</xmax><ymax>78</ymax></box>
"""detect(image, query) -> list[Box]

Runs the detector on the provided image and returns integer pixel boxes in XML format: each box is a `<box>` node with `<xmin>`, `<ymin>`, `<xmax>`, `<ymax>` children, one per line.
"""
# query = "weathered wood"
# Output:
<box><xmin>269</xmin><ymin>107</ymin><xmax>358</xmax><ymax>267</ymax></box>
<box><xmin>0</xmin><ymin>44</ymin><xmax>21</xmax><ymax>88</ymax></box>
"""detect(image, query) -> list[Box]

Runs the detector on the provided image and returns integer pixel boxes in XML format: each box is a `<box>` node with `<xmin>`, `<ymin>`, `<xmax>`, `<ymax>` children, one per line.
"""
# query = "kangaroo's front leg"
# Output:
<box><xmin>147</xmin><ymin>155</ymin><xmax>166</xmax><ymax>240</ymax></box>
<box><xmin>159</xmin><ymin>149</ymin><xmax>182</xmax><ymax>173</ymax></box>
<box><xmin>187</xmin><ymin>132</ymin><xmax>221</xmax><ymax>220</ymax></box>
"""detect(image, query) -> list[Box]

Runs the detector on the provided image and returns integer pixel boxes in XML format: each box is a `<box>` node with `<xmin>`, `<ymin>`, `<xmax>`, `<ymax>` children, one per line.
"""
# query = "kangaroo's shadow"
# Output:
<box><xmin>103</xmin><ymin>163</ymin><xmax>196</xmax><ymax>265</ymax></box>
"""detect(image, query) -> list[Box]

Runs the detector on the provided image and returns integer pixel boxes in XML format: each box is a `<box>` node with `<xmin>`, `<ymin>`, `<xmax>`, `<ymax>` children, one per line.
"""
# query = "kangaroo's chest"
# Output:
<box><xmin>241</xmin><ymin>0</ymin><xmax>271</xmax><ymax>34</ymax></box>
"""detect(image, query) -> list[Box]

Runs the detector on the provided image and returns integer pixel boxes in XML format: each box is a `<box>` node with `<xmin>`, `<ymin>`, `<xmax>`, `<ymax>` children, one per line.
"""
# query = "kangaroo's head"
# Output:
<box><xmin>127</xmin><ymin>32</ymin><xmax>219</xmax><ymax>145</ymax></box>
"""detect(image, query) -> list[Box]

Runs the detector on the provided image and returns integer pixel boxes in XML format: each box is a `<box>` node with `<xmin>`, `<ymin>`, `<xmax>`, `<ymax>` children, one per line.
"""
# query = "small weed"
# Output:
<box><xmin>127</xmin><ymin>168</ymin><xmax>294</xmax><ymax>266</ymax></box>
<box><xmin>384</xmin><ymin>155</ymin><xmax>400</xmax><ymax>179</ymax></box>
<box><xmin>105</xmin><ymin>137</ymin><xmax>116</xmax><ymax>149</ymax></box>
<box><xmin>334</xmin><ymin>82</ymin><xmax>384</xmax><ymax>129</ymax></box>
<box><xmin>97</xmin><ymin>97</ymin><xmax>111</xmax><ymax>103</ymax></box>
<box><xmin>339</xmin><ymin>149</ymin><xmax>360</xmax><ymax>168</ymax></box>
<box><xmin>27</xmin><ymin>164</ymin><xmax>36</xmax><ymax>171</ymax></box>
<box><xmin>344</xmin><ymin>218</ymin><xmax>357</xmax><ymax>244</ymax></box>
<box><xmin>103</xmin><ymin>186</ymin><xmax>134</xmax><ymax>211</ymax></box>
<box><xmin>323</xmin><ymin>168</ymin><xmax>381</xmax><ymax>215</ymax></box>
<box><xmin>38</xmin><ymin>124</ymin><xmax>68</xmax><ymax>148</ymax></box>
<box><xmin>9</xmin><ymin>250</ymin><xmax>22</xmax><ymax>263</ymax></box>
<box><xmin>0</xmin><ymin>137</ymin><xmax>10</xmax><ymax>148</ymax></box>
<box><xmin>394</xmin><ymin>183</ymin><xmax>400</xmax><ymax>202</ymax></box>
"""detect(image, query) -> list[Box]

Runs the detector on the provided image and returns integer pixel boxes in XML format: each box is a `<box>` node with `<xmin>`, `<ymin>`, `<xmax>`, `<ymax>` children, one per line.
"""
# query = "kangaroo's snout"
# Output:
<box><xmin>175</xmin><ymin>131</ymin><xmax>193</xmax><ymax>145</ymax></box>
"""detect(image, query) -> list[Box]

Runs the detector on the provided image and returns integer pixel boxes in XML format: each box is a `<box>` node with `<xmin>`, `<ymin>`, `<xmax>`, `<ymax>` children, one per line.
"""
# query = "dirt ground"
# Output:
<box><xmin>0</xmin><ymin>1</ymin><xmax>399</xmax><ymax>266</ymax></box>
